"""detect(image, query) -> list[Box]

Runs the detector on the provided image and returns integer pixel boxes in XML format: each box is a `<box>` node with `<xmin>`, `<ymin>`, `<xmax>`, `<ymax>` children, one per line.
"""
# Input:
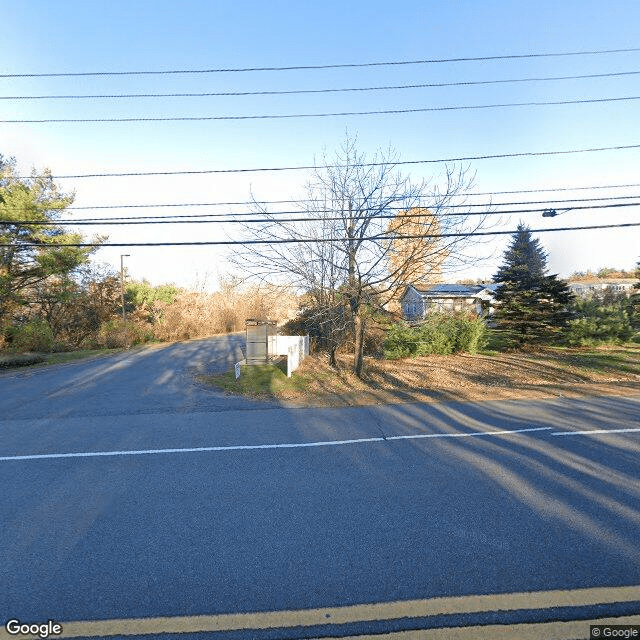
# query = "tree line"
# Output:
<box><xmin>0</xmin><ymin>154</ymin><xmax>294</xmax><ymax>353</ymax></box>
<box><xmin>3</xmin><ymin>145</ymin><xmax>638</xmax><ymax>367</ymax></box>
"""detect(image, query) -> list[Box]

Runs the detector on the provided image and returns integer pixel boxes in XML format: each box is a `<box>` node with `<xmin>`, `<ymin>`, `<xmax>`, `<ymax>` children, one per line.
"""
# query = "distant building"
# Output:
<box><xmin>568</xmin><ymin>280</ymin><xmax>637</xmax><ymax>298</ymax></box>
<box><xmin>400</xmin><ymin>283</ymin><xmax>499</xmax><ymax>321</ymax></box>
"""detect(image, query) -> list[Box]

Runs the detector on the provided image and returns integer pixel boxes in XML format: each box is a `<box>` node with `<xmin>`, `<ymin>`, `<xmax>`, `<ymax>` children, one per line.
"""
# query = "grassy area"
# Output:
<box><xmin>0</xmin><ymin>348</ymin><xmax>124</xmax><ymax>370</ymax></box>
<box><xmin>42</xmin><ymin>349</ymin><xmax>124</xmax><ymax>366</ymax></box>
<box><xmin>201</xmin><ymin>342</ymin><xmax>640</xmax><ymax>407</ymax></box>
<box><xmin>523</xmin><ymin>343</ymin><xmax>640</xmax><ymax>377</ymax></box>
<box><xmin>202</xmin><ymin>359</ymin><xmax>333</xmax><ymax>398</ymax></box>
<box><xmin>481</xmin><ymin>329</ymin><xmax>511</xmax><ymax>355</ymax></box>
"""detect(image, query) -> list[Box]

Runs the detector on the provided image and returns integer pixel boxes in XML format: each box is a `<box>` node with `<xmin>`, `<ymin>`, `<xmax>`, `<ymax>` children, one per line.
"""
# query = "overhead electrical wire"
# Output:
<box><xmin>2</xmin><ymin>202</ymin><xmax>639</xmax><ymax>226</ymax></box>
<box><xmin>4</xmin><ymin>47</ymin><xmax>638</xmax><ymax>250</ymax></box>
<box><xmin>2</xmin><ymin>46</ymin><xmax>639</xmax><ymax>78</ymax></box>
<box><xmin>3</xmin><ymin>95</ymin><xmax>640</xmax><ymax>123</ymax></box>
<box><xmin>3</xmin><ymin>222</ymin><xmax>639</xmax><ymax>248</ymax></box>
<box><xmin>4</xmin><ymin>196</ymin><xmax>640</xmax><ymax>224</ymax></box>
<box><xmin>59</xmin><ymin>184</ymin><xmax>640</xmax><ymax>211</ymax></box>
<box><xmin>12</xmin><ymin>144</ymin><xmax>640</xmax><ymax>180</ymax></box>
<box><xmin>3</xmin><ymin>70</ymin><xmax>639</xmax><ymax>101</ymax></box>
<box><xmin>464</xmin><ymin>183</ymin><xmax>640</xmax><ymax>196</ymax></box>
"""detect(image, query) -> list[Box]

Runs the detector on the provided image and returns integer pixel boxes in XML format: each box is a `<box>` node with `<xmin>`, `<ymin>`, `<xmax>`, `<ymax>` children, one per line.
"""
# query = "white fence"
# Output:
<box><xmin>268</xmin><ymin>335</ymin><xmax>310</xmax><ymax>377</ymax></box>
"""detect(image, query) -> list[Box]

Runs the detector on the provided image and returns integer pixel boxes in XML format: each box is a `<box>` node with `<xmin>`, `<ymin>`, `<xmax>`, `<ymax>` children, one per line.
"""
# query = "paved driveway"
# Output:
<box><xmin>0</xmin><ymin>333</ymin><xmax>275</xmax><ymax>419</ymax></box>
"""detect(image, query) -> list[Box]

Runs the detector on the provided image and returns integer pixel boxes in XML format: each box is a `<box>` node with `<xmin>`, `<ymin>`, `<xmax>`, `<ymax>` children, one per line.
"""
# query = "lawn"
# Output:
<box><xmin>201</xmin><ymin>342</ymin><xmax>640</xmax><ymax>407</ymax></box>
<box><xmin>523</xmin><ymin>344</ymin><xmax>640</xmax><ymax>377</ymax></box>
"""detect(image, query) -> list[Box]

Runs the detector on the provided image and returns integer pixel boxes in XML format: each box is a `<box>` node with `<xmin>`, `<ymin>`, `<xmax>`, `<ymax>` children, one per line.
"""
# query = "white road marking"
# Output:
<box><xmin>0</xmin><ymin>427</ymin><xmax>551</xmax><ymax>462</ymax></box>
<box><xmin>385</xmin><ymin>426</ymin><xmax>551</xmax><ymax>441</ymax></box>
<box><xmin>552</xmin><ymin>427</ymin><xmax>640</xmax><ymax>436</ymax></box>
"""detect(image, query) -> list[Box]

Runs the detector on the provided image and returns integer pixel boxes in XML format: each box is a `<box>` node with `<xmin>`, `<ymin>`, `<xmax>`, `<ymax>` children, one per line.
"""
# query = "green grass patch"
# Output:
<box><xmin>482</xmin><ymin>328</ymin><xmax>515</xmax><ymax>354</ymax></box>
<box><xmin>525</xmin><ymin>344</ymin><xmax>640</xmax><ymax>377</ymax></box>
<box><xmin>42</xmin><ymin>349</ymin><xmax>123</xmax><ymax>366</ymax></box>
<box><xmin>203</xmin><ymin>360</ymin><xmax>326</xmax><ymax>397</ymax></box>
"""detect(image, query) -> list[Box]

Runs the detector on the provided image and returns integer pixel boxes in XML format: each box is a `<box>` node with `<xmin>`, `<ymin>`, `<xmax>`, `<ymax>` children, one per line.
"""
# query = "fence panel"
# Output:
<box><xmin>245</xmin><ymin>322</ymin><xmax>309</xmax><ymax>373</ymax></box>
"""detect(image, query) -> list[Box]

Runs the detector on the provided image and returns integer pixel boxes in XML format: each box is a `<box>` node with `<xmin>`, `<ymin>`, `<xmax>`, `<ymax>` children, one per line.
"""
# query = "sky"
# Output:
<box><xmin>1</xmin><ymin>0</ymin><xmax>639</xmax><ymax>291</ymax></box>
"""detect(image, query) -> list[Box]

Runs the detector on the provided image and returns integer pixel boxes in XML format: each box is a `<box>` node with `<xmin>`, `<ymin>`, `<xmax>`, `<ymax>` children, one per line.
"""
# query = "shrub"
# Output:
<box><xmin>383</xmin><ymin>313</ymin><xmax>487</xmax><ymax>359</ymax></box>
<box><xmin>5</xmin><ymin>319</ymin><xmax>55</xmax><ymax>352</ymax></box>
<box><xmin>93</xmin><ymin>318</ymin><xmax>153</xmax><ymax>349</ymax></box>
<box><xmin>564</xmin><ymin>299</ymin><xmax>633</xmax><ymax>346</ymax></box>
<box><xmin>0</xmin><ymin>352</ymin><xmax>46</xmax><ymax>368</ymax></box>
<box><xmin>282</xmin><ymin>305</ymin><xmax>347</xmax><ymax>355</ymax></box>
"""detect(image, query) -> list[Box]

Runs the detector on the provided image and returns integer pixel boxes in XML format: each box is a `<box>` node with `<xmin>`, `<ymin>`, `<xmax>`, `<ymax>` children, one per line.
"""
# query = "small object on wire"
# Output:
<box><xmin>542</xmin><ymin>209</ymin><xmax>557</xmax><ymax>217</ymax></box>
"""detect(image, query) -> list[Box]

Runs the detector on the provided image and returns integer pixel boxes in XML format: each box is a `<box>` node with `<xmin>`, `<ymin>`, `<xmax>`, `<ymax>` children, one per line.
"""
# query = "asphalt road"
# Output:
<box><xmin>1</xmin><ymin>336</ymin><xmax>639</xmax><ymax>638</ymax></box>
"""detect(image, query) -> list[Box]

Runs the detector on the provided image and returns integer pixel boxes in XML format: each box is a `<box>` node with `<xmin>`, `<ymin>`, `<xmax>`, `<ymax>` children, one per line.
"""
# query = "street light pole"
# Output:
<box><xmin>120</xmin><ymin>254</ymin><xmax>130</xmax><ymax>321</ymax></box>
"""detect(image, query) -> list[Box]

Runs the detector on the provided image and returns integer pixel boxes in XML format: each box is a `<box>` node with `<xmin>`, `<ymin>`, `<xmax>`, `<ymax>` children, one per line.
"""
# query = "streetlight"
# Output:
<box><xmin>120</xmin><ymin>254</ymin><xmax>130</xmax><ymax>321</ymax></box>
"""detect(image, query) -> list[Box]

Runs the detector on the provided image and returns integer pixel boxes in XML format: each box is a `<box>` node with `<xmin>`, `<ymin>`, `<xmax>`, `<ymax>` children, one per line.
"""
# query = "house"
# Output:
<box><xmin>568</xmin><ymin>280</ymin><xmax>637</xmax><ymax>298</ymax></box>
<box><xmin>400</xmin><ymin>283</ymin><xmax>499</xmax><ymax>321</ymax></box>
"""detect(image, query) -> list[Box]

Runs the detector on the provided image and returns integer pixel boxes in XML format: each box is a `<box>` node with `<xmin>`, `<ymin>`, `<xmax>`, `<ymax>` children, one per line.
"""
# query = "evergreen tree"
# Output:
<box><xmin>493</xmin><ymin>223</ymin><xmax>573</xmax><ymax>345</ymax></box>
<box><xmin>630</xmin><ymin>260</ymin><xmax>640</xmax><ymax>328</ymax></box>
<box><xmin>0</xmin><ymin>155</ymin><xmax>99</xmax><ymax>329</ymax></box>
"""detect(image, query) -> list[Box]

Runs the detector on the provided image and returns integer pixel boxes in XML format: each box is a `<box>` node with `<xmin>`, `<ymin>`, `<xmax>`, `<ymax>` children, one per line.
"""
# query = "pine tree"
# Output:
<box><xmin>630</xmin><ymin>260</ymin><xmax>640</xmax><ymax>328</ymax></box>
<box><xmin>1</xmin><ymin>155</ymin><xmax>99</xmax><ymax>329</ymax></box>
<box><xmin>493</xmin><ymin>223</ymin><xmax>573</xmax><ymax>345</ymax></box>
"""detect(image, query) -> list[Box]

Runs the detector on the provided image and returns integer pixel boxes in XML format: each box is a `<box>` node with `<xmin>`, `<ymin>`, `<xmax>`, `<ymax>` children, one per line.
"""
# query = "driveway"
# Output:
<box><xmin>0</xmin><ymin>333</ymin><xmax>275</xmax><ymax>419</ymax></box>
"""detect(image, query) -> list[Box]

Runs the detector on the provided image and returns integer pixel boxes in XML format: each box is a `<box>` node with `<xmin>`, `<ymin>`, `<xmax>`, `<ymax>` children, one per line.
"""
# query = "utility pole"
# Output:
<box><xmin>120</xmin><ymin>254</ymin><xmax>130</xmax><ymax>321</ymax></box>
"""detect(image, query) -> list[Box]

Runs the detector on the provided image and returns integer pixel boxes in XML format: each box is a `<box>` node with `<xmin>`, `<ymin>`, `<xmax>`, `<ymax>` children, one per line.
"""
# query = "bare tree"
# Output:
<box><xmin>231</xmin><ymin>135</ymin><xmax>489</xmax><ymax>377</ymax></box>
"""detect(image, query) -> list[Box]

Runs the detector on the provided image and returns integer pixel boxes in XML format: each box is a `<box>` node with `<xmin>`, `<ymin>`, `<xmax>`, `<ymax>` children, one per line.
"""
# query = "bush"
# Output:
<box><xmin>383</xmin><ymin>313</ymin><xmax>487</xmax><ymax>359</ymax></box>
<box><xmin>0</xmin><ymin>352</ymin><xmax>46</xmax><ymax>368</ymax></box>
<box><xmin>92</xmin><ymin>318</ymin><xmax>153</xmax><ymax>349</ymax></box>
<box><xmin>282</xmin><ymin>305</ymin><xmax>347</xmax><ymax>355</ymax></box>
<box><xmin>564</xmin><ymin>299</ymin><xmax>633</xmax><ymax>346</ymax></box>
<box><xmin>4</xmin><ymin>319</ymin><xmax>55</xmax><ymax>352</ymax></box>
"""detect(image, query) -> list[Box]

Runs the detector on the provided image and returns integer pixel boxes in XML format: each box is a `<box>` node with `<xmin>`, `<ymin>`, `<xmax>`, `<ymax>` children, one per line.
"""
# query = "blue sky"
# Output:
<box><xmin>2</xmin><ymin>0</ymin><xmax>639</xmax><ymax>288</ymax></box>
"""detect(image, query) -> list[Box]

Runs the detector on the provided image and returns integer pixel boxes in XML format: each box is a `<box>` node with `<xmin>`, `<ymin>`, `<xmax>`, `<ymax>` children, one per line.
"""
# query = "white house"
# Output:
<box><xmin>400</xmin><ymin>283</ymin><xmax>499</xmax><ymax>321</ymax></box>
<box><xmin>568</xmin><ymin>280</ymin><xmax>637</xmax><ymax>298</ymax></box>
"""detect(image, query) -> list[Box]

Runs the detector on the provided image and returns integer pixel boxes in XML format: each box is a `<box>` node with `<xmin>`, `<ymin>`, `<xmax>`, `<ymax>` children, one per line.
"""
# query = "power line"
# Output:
<box><xmin>2</xmin><ymin>222</ymin><xmax>639</xmax><ymax>247</ymax></box>
<box><xmin>4</xmin><ymin>196</ymin><xmax>640</xmax><ymax>224</ymax></box>
<box><xmin>468</xmin><ymin>182</ymin><xmax>640</xmax><ymax>196</ymax></box>
<box><xmin>12</xmin><ymin>144</ymin><xmax>640</xmax><ymax>180</ymax></box>
<box><xmin>61</xmin><ymin>184</ymin><xmax>640</xmax><ymax>211</ymax></box>
<box><xmin>3</xmin><ymin>70</ymin><xmax>639</xmax><ymax>101</ymax></box>
<box><xmin>3</xmin><ymin>201</ymin><xmax>640</xmax><ymax>226</ymax></box>
<box><xmin>3</xmin><ymin>46</ymin><xmax>639</xmax><ymax>78</ymax></box>
<box><xmin>3</xmin><ymin>95</ymin><xmax>640</xmax><ymax>123</ymax></box>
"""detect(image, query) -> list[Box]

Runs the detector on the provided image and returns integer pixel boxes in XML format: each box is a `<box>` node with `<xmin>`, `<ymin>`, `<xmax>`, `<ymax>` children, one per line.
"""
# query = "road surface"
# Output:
<box><xmin>1</xmin><ymin>335</ymin><xmax>639</xmax><ymax>638</ymax></box>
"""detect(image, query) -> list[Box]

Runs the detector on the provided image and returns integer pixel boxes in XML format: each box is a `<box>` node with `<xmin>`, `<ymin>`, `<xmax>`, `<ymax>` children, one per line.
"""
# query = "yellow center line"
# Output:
<box><xmin>2</xmin><ymin>585</ymin><xmax>639</xmax><ymax>639</ymax></box>
<box><xmin>332</xmin><ymin>615</ymin><xmax>640</xmax><ymax>640</ymax></box>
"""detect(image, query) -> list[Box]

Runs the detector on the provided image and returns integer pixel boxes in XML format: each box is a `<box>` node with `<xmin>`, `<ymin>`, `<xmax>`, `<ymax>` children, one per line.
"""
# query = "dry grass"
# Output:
<box><xmin>204</xmin><ymin>344</ymin><xmax>640</xmax><ymax>407</ymax></box>
<box><xmin>150</xmin><ymin>282</ymin><xmax>297</xmax><ymax>343</ymax></box>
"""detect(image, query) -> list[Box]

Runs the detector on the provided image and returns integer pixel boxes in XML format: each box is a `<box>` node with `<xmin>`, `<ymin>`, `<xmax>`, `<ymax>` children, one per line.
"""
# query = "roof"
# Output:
<box><xmin>402</xmin><ymin>283</ymin><xmax>500</xmax><ymax>300</ymax></box>
<box><xmin>429</xmin><ymin>284</ymin><xmax>480</xmax><ymax>295</ymax></box>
